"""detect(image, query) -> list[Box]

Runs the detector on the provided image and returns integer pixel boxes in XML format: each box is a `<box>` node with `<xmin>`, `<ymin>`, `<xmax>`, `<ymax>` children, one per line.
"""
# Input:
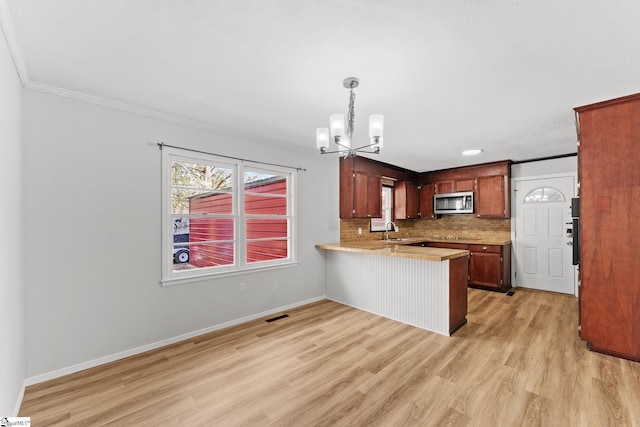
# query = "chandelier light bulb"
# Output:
<box><xmin>330</xmin><ymin>114</ymin><xmax>345</xmax><ymax>139</ymax></box>
<box><xmin>316</xmin><ymin>128</ymin><xmax>330</xmax><ymax>151</ymax></box>
<box><xmin>369</xmin><ymin>114</ymin><xmax>384</xmax><ymax>138</ymax></box>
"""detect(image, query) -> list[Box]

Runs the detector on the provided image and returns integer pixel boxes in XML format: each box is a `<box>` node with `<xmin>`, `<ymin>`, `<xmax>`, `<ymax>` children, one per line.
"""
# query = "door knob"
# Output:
<box><xmin>567</xmin><ymin>241</ymin><xmax>573</xmax><ymax>246</ymax></box>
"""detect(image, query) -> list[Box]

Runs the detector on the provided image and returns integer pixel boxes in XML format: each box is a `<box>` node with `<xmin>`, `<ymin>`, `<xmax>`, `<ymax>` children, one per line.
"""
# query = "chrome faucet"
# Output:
<box><xmin>385</xmin><ymin>221</ymin><xmax>398</xmax><ymax>241</ymax></box>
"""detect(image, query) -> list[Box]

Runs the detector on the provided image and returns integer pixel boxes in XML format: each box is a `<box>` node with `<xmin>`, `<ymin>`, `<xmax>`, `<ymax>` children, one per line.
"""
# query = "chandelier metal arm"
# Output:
<box><xmin>350</xmin><ymin>149</ymin><xmax>381</xmax><ymax>155</ymax></box>
<box><xmin>320</xmin><ymin>145</ymin><xmax>380</xmax><ymax>157</ymax></box>
<box><xmin>334</xmin><ymin>139</ymin><xmax>352</xmax><ymax>151</ymax></box>
<box><xmin>319</xmin><ymin>148</ymin><xmax>347</xmax><ymax>155</ymax></box>
<box><xmin>351</xmin><ymin>142</ymin><xmax>380</xmax><ymax>152</ymax></box>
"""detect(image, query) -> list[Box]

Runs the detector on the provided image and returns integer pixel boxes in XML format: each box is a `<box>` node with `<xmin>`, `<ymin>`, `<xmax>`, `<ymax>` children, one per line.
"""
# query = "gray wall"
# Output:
<box><xmin>0</xmin><ymin>28</ymin><xmax>25</xmax><ymax>415</ymax></box>
<box><xmin>511</xmin><ymin>156</ymin><xmax>577</xmax><ymax>178</ymax></box>
<box><xmin>22</xmin><ymin>89</ymin><xmax>339</xmax><ymax>379</ymax></box>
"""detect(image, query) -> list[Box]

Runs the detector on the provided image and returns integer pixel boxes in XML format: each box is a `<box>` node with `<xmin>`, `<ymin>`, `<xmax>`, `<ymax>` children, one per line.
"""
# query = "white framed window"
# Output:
<box><xmin>161</xmin><ymin>146</ymin><xmax>296</xmax><ymax>285</ymax></box>
<box><xmin>370</xmin><ymin>186</ymin><xmax>394</xmax><ymax>232</ymax></box>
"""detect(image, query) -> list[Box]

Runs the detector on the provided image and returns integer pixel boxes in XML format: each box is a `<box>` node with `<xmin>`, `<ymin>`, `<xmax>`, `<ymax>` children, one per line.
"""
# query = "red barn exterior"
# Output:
<box><xmin>188</xmin><ymin>177</ymin><xmax>288</xmax><ymax>268</ymax></box>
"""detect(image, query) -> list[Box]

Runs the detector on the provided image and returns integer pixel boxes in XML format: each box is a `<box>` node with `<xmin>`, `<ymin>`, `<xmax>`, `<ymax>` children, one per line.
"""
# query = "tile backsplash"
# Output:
<box><xmin>340</xmin><ymin>215</ymin><xmax>511</xmax><ymax>242</ymax></box>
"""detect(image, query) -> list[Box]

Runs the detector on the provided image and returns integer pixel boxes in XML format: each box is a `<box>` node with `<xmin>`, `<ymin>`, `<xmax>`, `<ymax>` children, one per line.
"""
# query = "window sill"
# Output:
<box><xmin>160</xmin><ymin>261</ymin><xmax>299</xmax><ymax>287</ymax></box>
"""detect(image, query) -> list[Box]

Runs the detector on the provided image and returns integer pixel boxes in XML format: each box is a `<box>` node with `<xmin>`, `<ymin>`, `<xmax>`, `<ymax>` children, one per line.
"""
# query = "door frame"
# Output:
<box><xmin>510</xmin><ymin>172</ymin><xmax>578</xmax><ymax>296</ymax></box>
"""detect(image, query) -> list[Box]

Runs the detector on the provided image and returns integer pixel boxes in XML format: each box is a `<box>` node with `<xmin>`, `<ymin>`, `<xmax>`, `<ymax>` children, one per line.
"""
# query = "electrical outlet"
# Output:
<box><xmin>358</xmin><ymin>227</ymin><xmax>362</xmax><ymax>235</ymax></box>
<box><xmin>239</xmin><ymin>282</ymin><xmax>246</xmax><ymax>293</ymax></box>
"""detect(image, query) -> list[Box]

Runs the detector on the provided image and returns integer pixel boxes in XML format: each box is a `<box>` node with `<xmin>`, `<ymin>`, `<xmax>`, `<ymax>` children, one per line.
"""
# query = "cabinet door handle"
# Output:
<box><xmin>483</xmin><ymin>246</ymin><xmax>488</xmax><ymax>251</ymax></box>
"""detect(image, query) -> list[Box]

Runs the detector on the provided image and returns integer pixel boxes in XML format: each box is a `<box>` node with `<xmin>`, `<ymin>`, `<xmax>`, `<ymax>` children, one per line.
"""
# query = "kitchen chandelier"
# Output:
<box><xmin>316</xmin><ymin>77</ymin><xmax>384</xmax><ymax>157</ymax></box>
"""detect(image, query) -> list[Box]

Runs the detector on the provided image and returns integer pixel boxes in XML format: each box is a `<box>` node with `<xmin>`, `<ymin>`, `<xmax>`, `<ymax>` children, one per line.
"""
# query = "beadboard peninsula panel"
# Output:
<box><xmin>325</xmin><ymin>251</ymin><xmax>450</xmax><ymax>336</ymax></box>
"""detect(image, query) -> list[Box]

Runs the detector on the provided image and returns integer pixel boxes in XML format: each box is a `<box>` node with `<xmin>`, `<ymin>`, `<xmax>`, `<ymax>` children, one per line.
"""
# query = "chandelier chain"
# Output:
<box><xmin>347</xmin><ymin>88</ymin><xmax>356</xmax><ymax>140</ymax></box>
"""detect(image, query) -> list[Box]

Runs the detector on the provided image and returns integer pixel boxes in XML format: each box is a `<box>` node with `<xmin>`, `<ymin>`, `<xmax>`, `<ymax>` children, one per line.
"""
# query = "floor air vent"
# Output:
<box><xmin>506</xmin><ymin>290</ymin><xmax>515</xmax><ymax>296</ymax></box>
<box><xmin>266</xmin><ymin>314</ymin><xmax>289</xmax><ymax>322</ymax></box>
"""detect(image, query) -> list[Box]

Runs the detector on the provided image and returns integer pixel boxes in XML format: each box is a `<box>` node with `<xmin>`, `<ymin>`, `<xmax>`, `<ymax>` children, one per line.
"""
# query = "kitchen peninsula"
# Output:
<box><xmin>316</xmin><ymin>240</ymin><xmax>470</xmax><ymax>336</ymax></box>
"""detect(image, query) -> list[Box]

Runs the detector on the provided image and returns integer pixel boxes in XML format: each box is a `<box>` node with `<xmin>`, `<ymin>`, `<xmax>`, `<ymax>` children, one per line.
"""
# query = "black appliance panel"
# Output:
<box><xmin>571</xmin><ymin>198</ymin><xmax>580</xmax><ymax>266</ymax></box>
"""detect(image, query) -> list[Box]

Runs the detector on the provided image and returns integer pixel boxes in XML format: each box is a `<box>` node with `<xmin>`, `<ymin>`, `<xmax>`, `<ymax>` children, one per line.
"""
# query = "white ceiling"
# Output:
<box><xmin>5</xmin><ymin>0</ymin><xmax>640</xmax><ymax>172</ymax></box>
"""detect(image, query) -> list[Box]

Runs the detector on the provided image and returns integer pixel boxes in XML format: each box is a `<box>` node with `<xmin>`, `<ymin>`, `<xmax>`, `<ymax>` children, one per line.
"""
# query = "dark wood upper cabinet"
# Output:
<box><xmin>340</xmin><ymin>157</ymin><xmax>511</xmax><ymax>221</ymax></box>
<box><xmin>394</xmin><ymin>181</ymin><xmax>420</xmax><ymax>219</ymax></box>
<box><xmin>575</xmin><ymin>92</ymin><xmax>640</xmax><ymax>361</ymax></box>
<box><xmin>340</xmin><ymin>157</ymin><xmax>382</xmax><ymax>219</ymax></box>
<box><xmin>353</xmin><ymin>171</ymin><xmax>381</xmax><ymax>218</ymax></box>
<box><xmin>422</xmin><ymin>160</ymin><xmax>511</xmax><ymax>219</ymax></box>
<box><xmin>352</xmin><ymin>171</ymin><xmax>369</xmax><ymax>217</ymax></box>
<box><xmin>339</xmin><ymin>157</ymin><xmax>355</xmax><ymax>219</ymax></box>
<box><xmin>435</xmin><ymin>178</ymin><xmax>475</xmax><ymax>194</ymax></box>
<box><xmin>475</xmin><ymin>174</ymin><xmax>509</xmax><ymax>218</ymax></box>
<box><xmin>434</xmin><ymin>180</ymin><xmax>454</xmax><ymax>194</ymax></box>
<box><xmin>454</xmin><ymin>179</ymin><xmax>475</xmax><ymax>192</ymax></box>
<box><xmin>420</xmin><ymin>182</ymin><xmax>436</xmax><ymax>219</ymax></box>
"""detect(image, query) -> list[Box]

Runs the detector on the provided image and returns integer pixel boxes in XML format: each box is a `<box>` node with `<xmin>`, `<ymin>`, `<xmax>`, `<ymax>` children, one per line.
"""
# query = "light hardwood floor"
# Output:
<box><xmin>20</xmin><ymin>288</ymin><xmax>640</xmax><ymax>426</ymax></box>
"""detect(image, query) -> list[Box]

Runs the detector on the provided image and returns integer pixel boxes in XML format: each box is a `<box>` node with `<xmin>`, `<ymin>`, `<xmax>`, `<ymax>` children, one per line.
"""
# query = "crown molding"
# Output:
<box><xmin>0</xmin><ymin>0</ymin><xmax>29</xmax><ymax>85</ymax></box>
<box><xmin>24</xmin><ymin>80</ymin><xmax>252</xmax><ymax>136</ymax></box>
<box><xmin>24</xmin><ymin>80</ymin><xmax>314</xmax><ymax>155</ymax></box>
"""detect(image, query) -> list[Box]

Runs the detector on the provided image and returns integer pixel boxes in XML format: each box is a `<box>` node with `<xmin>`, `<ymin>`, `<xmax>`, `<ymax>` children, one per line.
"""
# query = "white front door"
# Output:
<box><xmin>514</xmin><ymin>175</ymin><xmax>577</xmax><ymax>295</ymax></box>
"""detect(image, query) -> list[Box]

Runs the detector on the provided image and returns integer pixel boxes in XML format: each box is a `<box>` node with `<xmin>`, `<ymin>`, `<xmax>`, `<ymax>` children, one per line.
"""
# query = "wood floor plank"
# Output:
<box><xmin>19</xmin><ymin>288</ymin><xmax>640</xmax><ymax>426</ymax></box>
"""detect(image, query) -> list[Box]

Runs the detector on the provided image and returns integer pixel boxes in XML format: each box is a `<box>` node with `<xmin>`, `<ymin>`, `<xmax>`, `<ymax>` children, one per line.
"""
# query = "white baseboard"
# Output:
<box><xmin>13</xmin><ymin>380</ymin><xmax>25</xmax><ymax>416</ymax></box>
<box><xmin>23</xmin><ymin>295</ymin><xmax>326</xmax><ymax>387</ymax></box>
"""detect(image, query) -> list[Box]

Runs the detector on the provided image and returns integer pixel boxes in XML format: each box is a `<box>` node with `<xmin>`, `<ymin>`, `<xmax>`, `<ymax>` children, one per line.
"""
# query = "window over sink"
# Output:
<box><xmin>370</xmin><ymin>185</ymin><xmax>394</xmax><ymax>232</ymax></box>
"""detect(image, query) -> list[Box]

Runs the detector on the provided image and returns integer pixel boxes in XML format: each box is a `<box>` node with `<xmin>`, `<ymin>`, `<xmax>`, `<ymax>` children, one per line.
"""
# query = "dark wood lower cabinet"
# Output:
<box><xmin>468</xmin><ymin>244</ymin><xmax>511</xmax><ymax>292</ymax></box>
<box><xmin>412</xmin><ymin>241</ymin><xmax>511</xmax><ymax>292</ymax></box>
<box><xmin>469</xmin><ymin>251</ymin><xmax>501</xmax><ymax>287</ymax></box>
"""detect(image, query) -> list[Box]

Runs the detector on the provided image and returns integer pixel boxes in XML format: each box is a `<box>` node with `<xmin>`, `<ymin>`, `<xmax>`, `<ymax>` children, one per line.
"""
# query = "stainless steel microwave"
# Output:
<box><xmin>433</xmin><ymin>191</ymin><xmax>474</xmax><ymax>214</ymax></box>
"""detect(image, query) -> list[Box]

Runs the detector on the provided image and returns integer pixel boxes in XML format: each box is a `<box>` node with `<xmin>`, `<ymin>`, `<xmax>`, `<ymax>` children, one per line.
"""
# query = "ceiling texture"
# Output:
<box><xmin>4</xmin><ymin>0</ymin><xmax>640</xmax><ymax>172</ymax></box>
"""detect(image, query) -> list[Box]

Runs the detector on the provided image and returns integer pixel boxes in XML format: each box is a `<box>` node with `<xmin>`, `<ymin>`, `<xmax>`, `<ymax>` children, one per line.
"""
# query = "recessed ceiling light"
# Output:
<box><xmin>462</xmin><ymin>149</ymin><xmax>483</xmax><ymax>156</ymax></box>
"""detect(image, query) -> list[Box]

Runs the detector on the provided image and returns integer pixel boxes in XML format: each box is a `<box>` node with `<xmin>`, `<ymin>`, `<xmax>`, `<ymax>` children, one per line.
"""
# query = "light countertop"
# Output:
<box><xmin>315</xmin><ymin>240</ymin><xmax>470</xmax><ymax>262</ymax></box>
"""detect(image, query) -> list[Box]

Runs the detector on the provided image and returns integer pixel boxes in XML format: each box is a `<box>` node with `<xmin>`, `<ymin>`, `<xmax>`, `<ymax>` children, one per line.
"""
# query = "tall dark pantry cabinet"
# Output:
<box><xmin>574</xmin><ymin>93</ymin><xmax>640</xmax><ymax>361</ymax></box>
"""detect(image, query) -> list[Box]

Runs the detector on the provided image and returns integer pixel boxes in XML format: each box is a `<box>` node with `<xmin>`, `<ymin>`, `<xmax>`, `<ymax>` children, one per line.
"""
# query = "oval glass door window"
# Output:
<box><xmin>523</xmin><ymin>186</ymin><xmax>566</xmax><ymax>203</ymax></box>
